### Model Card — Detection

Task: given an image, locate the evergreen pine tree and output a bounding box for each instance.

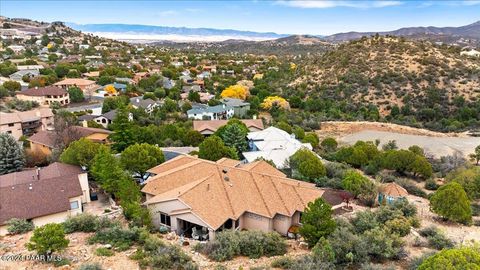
[0,133,25,175]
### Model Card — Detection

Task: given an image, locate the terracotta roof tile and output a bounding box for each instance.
[142,156,325,229]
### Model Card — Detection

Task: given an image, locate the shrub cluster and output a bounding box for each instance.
[131,233,198,270]
[6,218,34,234]
[195,230,287,261]
[88,226,145,251]
[418,226,454,250]
[63,213,119,233]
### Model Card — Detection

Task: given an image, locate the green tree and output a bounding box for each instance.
[67,86,84,103]
[430,182,472,224]
[276,121,293,134]
[293,126,305,140]
[299,197,336,247]
[418,245,480,270]
[342,170,376,200]
[120,143,165,179]
[321,137,338,152]
[410,155,433,178]
[408,145,425,156]
[60,138,106,168]
[469,144,480,165]
[26,223,69,256]
[90,147,125,193]
[182,129,204,146]
[3,81,21,92]
[198,135,238,161]
[0,133,25,175]
[302,133,320,148]
[219,123,248,155]
[445,166,480,200]
[109,107,137,152]
[289,148,326,181]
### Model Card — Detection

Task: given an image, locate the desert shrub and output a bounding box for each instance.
[6,218,34,234]
[88,226,143,251]
[196,230,287,261]
[63,214,119,233]
[375,206,404,224]
[418,246,480,270]
[395,178,427,198]
[53,258,71,267]
[271,256,295,269]
[351,210,380,234]
[360,227,404,260]
[424,179,438,190]
[78,263,103,270]
[385,217,411,237]
[95,247,114,257]
[426,232,454,250]
[390,199,417,218]
[472,203,480,216]
[132,234,198,270]
[418,226,454,250]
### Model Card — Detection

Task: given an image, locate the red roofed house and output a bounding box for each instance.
[142,155,341,240]
[0,162,90,235]
[16,86,70,106]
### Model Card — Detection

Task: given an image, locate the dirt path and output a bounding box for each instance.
[317,121,466,139]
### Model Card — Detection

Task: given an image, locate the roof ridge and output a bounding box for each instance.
[215,166,236,219]
[248,169,272,217]
[266,174,291,216]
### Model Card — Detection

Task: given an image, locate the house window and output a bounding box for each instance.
[8,123,14,127]
[70,201,79,210]
[6,131,12,134]
[160,212,171,226]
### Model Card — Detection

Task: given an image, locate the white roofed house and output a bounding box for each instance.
[187,104,234,120]
[242,127,314,169]
[130,96,163,114]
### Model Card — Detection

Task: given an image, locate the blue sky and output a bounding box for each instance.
[2,1,480,35]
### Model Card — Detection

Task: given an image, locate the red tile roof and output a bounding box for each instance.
[18,86,67,97]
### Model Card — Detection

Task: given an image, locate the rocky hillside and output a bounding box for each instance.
[294,36,480,114]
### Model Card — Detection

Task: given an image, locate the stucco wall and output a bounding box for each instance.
[273,214,292,235]
[78,173,90,203]
[1,122,23,140]
[241,212,272,233]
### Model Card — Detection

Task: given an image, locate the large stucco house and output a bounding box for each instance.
[16,86,70,107]
[0,162,90,235]
[0,108,54,140]
[142,155,338,240]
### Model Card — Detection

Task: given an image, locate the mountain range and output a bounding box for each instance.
[324,20,480,42]
[66,23,289,42]
[67,21,480,44]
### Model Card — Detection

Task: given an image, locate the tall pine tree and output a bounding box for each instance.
[0,133,25,175]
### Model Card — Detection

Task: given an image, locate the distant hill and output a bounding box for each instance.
[324,21,480,45]
[66,22,289,42]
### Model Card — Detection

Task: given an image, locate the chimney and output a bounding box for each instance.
[136,98,139,103]
[82,120,88,127]
[36,167,40,180]
[35,86,38,89]
[207,183,210,191]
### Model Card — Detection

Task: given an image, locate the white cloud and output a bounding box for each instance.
[276,0,403,9]
[158,10,178,16]
[461,0,480,6]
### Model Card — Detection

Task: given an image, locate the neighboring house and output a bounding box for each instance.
[54,78,98,95]
[180,92,214,102]
[82,71,100,78]
[92,109,118,128]
[0,108,54,140]
[7,45,25,54]
[142,155,339,240]
[187,104,234,120]
[0,162,90,235]
[160,147,199,161]
[85,60,105,69]
[130,97,163,113]
[220,98,251,118]
[116,77,135,84]
[28,126,111,155]
[193,119,264,135]
[16,86,70,107]
[242,127,313,169]
[16,65,44,71]
[160,76,175,89]
[182,85,201,93]
[103,82,127,92]
[378,182,408,205]
[9,69,39,81]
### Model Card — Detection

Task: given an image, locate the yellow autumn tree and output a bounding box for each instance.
[261,96,290,110]
[104,85,117,95]
[220,84,249,100]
